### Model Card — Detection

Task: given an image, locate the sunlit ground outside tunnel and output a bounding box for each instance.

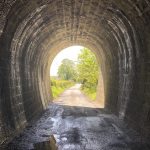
[50,46,105,108]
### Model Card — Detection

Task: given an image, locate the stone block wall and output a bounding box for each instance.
[0,0,150,144]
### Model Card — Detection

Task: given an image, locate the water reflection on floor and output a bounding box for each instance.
[6,104,149,150]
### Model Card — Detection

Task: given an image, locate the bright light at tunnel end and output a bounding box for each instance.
[50,46,84,76]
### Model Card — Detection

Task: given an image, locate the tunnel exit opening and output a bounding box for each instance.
[49,46,105,108]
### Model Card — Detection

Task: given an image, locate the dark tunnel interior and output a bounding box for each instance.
[0,0,150,146]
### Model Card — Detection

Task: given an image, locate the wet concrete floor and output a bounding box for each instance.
[4,85,150,149]
[6,104,149,150]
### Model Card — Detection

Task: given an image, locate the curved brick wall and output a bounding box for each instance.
[0,0,150,143]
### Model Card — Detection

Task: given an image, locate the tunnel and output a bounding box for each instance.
[0,0,150,146]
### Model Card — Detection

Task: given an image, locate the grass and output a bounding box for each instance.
[51,78,74,99]
[82,87,96,100]
[51,86,65,99]
[51,77,96,100]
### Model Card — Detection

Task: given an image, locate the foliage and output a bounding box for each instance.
[51,78,74,99]
[77,48,99,100]
[57,59,76,80]
[51,48,99,100]
[82,87,96,100]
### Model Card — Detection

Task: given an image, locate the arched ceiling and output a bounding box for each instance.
[0,0,150,141]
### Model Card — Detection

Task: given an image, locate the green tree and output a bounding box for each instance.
[77,48,99,90]
[57,59,76,80]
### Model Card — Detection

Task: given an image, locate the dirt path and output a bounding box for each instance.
[54,84,103,108]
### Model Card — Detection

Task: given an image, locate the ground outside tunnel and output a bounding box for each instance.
[5,103,149,150]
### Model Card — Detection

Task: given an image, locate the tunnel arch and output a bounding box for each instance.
[0,0,150,142]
